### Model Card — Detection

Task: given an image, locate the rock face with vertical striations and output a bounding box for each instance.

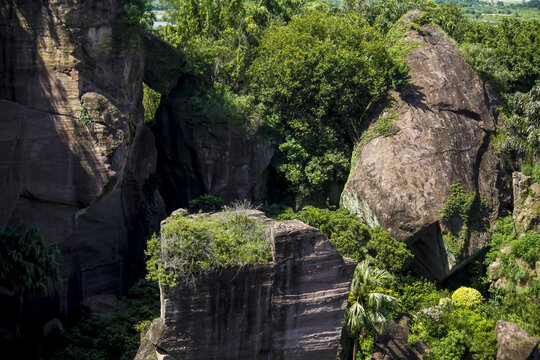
[151,76,276,213]
[0,0,165,322]
[342,13,502,281]
[136,211,356,360]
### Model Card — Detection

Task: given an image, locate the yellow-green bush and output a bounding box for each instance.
[451,286,484,307]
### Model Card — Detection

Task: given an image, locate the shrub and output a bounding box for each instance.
[511,231,540,268]
[78,104,92,125]
[521,163,540,184]
[367,227,413,273]
[443,308,497,360]
[393,275,447,316]
[188,194,224,213]
[407,334,420,346]
[143,84,161,124]
[0,224,60,297]
[451,286,484,307]
[485,217,539,295]
[439,183,488,260]
[438,297,452,308]
[146,211,271,287]
[277,206,371,261]
[278,206,413,272]
[427,330,468,360]
[44,280,160,360]
[485,216,516,266]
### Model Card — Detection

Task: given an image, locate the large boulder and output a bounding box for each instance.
[495,320,540,360]
[371,317,423,360]
[0,0,165,321]
[342,14,501,281]
[136,211,356,359]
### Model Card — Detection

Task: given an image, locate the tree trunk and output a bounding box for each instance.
[14,293,23,344]
[352,330,358,360]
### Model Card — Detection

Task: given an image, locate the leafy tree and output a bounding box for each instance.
[498,84,540,165]
[115,0,155,47]
[461,19,540,94]
[344,261,398,360]
[278,206,413,272]
[188,194,224,213]
[0,225,60,340]
[44,280,160,360]
[250,11,407,204]
[0,224,60,297]
[367,227,413,273]
[358,0,437,34]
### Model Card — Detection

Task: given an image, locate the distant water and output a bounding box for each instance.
[153,21,170,28]
[152,11,171,28]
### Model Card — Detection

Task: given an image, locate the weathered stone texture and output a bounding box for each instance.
[513,172,540,235]
[137,213,356,359]
[495,320,540,360]
[0,0,165,320]
[371,317,423,360]
[151,77,276,213]
[342,16,501,281]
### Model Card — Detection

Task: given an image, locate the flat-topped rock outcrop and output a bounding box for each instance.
[136,211,356,359]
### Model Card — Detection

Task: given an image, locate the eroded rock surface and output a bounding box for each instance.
[371,317,423,360]
[136,212,356,360]
[0,0,165,320]
[151,77,276,213]
[342,15,501,281]
[495,320,540,360]
[513,172,540,235]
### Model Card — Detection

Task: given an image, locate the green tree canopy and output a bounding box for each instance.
[345,260,398,360]
[249,11,407,204]
[0,224,60,297]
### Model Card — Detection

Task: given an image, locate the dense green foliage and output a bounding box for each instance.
[0,224,60,297]
[426,330,468,360]
[439,184,488,260]
[146,211,271,287]
[249,11,409,202]
[367,227,414,273]
[64,1,540,358]
[44,280,160,360]
[150,0,540,205]
[154,0,416,205]
[485,216,540,295]
[396,278,497,360]
[460,19,540,95]
[143,83,161,123]
[115,0,155,47]
[187,194,225,213]
[451,286,484,307]
[277,206,413,272]
[497,84,540,165]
